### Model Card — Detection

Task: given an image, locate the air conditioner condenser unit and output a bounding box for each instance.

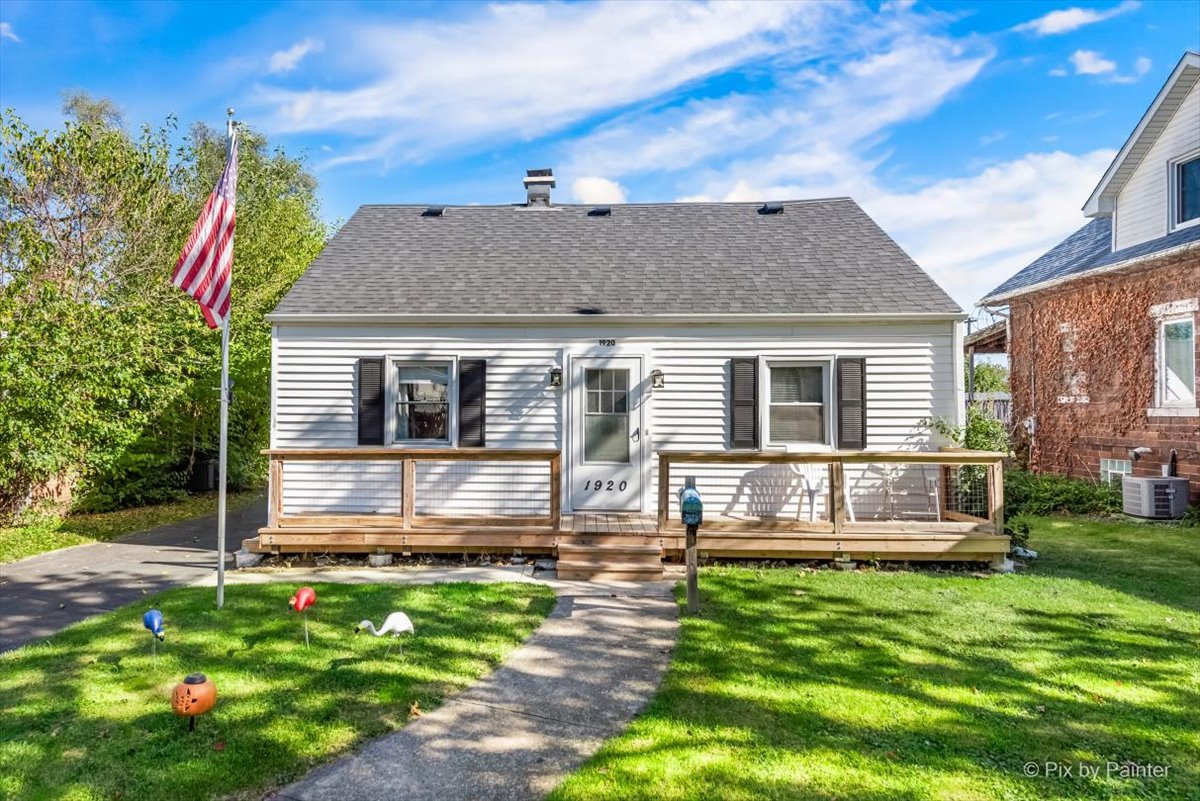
[1122,476,1190,520]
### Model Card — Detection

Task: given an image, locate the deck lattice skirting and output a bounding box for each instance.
[249,448,1010,563]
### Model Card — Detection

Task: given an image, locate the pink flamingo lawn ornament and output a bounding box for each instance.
[289,587,316,646]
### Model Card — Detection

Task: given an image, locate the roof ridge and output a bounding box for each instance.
[355,197,856,210]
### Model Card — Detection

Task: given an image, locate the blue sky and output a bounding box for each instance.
[1,0,1197,308]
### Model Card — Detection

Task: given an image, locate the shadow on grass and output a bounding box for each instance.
[551,566,1199,801]
[0,581,555,801]
[1025,515,1200,613]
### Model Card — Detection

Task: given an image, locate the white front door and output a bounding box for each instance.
[569,356,645,512]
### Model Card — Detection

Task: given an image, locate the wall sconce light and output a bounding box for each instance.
[651,369,666,389]
[548,367,563,388]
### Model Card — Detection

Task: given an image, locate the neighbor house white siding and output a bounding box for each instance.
[272,320,959,518]
[1114,79,1200,250]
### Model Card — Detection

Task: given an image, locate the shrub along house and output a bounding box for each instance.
[249,169,1010,577]
[981,51,1200,505]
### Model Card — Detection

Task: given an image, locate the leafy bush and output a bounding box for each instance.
[922,403,1011,454]
[1004,469,1122,519]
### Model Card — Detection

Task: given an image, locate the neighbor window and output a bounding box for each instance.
[394,362,451,442]
[1157,317,1196,407]
[1172,153,1200,229]
[1057,323,1088,404]
[767,363,828,444]
[1100,458,1132,487]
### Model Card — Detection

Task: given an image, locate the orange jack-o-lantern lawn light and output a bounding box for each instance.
[171,672,217,732]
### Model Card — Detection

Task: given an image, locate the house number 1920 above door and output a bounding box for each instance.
[598,339,616,346]
[583,479,627,491]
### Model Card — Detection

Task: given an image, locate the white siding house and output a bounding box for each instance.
[256,170,1009,568]
[1085,52,1200,250]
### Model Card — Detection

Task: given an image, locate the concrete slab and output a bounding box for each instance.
[271,592,679,801]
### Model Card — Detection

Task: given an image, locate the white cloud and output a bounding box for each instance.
[979,131,1005,146]
[1070,49,1117,75]
[1013,1,1140,36]
[564,25,992,200]
[1063,50,1151,83]
[864,150,1116,306]
[255,1,842,166]
[0,22,19,43]
[572,176,628,204]
[267,37,324,74]
[1048,67,1068,77]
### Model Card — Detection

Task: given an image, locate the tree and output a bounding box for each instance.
[967,361,1008,393]
[0,104,326,520]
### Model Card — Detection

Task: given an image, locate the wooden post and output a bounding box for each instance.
[988,460,1005,535]
[269,456,283,527]
[548,452,561,529]
[402,457,415,531]
[685,523,699,614]
[657,454,670,531]
[830,459,846,535]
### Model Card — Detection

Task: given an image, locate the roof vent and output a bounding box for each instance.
[524,168,555,207]
[758,202,784,215]
[588,206,612,217]
[422,206,445,217]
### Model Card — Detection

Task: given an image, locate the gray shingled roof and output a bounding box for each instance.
[272,198,961,316]
[982,217,1200,302]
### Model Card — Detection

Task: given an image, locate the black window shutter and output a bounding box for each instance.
[836,357,867,450]
[458,359,487,447]
[729,358,759,449]
[357,358,385,445]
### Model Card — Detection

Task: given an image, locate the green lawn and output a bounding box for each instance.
[0,491,262,564]
[552,517,1200,801]
[0,581,555,801]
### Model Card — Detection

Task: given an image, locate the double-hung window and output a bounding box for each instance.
[393,362,452,443]
[1171,152,1200,231]
[766,362,830,446]
[1157,317,1196,408]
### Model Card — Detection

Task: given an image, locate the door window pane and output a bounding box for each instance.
[1161,320,1196,404]
[584,368,630,462]
[396,364,449,440]
[768,364,827,443]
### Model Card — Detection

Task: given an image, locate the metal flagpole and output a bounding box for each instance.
[216,109,234,610]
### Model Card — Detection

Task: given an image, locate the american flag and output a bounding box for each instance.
[172,126,239,329]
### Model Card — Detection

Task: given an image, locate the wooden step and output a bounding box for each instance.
[557,543,662,557]
[556,564,665,581]
[555,541,664,581]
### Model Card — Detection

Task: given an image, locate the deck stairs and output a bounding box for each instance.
[555,542,664,581]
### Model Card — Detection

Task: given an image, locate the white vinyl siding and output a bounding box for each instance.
[272,321,957,517]
[1113,80,1200,250]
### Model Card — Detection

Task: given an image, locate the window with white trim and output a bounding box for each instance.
[1100,458,1132,487]
[1171,152,1200,230]
[1157,316,1196,407]
[1057,323,1088,404]
[392,361,452,443]
[765,362,830,445]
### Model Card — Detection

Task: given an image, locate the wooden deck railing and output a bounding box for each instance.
[657,449,1007,535]
[262,448,562,531]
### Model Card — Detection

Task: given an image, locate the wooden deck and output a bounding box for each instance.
[249,448,1011,564]
[250,512,1009,563]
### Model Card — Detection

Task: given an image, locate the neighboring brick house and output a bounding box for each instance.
[982,52,1200,501]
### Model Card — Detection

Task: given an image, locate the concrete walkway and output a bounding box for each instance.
[270,584,678,801]
[0,499,264,651]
